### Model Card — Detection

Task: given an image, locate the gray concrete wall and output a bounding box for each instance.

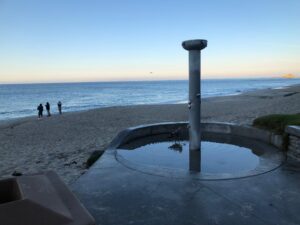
[286,126,300,161]
[108,122,283,151]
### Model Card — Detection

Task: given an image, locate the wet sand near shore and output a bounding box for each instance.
[0,85,300,185]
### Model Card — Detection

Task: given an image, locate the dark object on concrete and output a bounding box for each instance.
[168,142,183,152]
[12,171,23,176]
[0,171,95,225]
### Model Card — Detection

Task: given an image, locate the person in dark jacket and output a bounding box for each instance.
[57,101,62,114]
[45,102,51,117]
[37,104,43,118]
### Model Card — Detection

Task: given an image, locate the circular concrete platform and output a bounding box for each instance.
[116,133,285,180]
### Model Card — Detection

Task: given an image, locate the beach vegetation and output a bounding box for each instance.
[253,114,300,134]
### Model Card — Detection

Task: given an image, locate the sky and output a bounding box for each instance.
[0,0,299,83]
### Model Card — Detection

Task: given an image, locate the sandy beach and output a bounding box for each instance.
[1,85,300,185]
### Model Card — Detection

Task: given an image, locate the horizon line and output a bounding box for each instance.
[0,76,297,85]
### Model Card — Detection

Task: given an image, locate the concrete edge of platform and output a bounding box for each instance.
[107,122,283,151]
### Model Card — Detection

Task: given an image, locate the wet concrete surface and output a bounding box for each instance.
[116,133,285,180]
[72,150,300,225]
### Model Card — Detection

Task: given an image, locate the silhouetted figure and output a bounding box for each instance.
[57,101,62,114]
[45,102,51,117]
[37,104,43,118]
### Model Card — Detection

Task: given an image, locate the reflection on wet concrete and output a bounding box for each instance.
[189,150,201,172]
[117,132,284,179]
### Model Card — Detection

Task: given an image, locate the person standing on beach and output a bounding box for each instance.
[57,101,62,114]
[45,102,51,117]
[37,104,43,118]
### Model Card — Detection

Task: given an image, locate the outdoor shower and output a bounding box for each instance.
[182,39,207,171]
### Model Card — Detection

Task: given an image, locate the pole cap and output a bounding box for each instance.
[182,39,207,51]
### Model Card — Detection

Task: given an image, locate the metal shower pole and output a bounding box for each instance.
[182,39,207,171]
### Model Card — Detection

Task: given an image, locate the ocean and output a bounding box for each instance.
[1,78,300,121]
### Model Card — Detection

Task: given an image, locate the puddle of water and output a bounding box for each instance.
[118,141,260,174]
